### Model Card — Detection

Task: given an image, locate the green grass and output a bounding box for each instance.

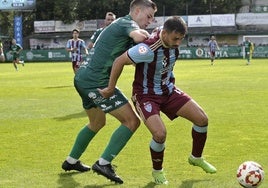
[0,59,267,188]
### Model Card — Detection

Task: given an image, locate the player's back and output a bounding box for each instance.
[75,15,140,88]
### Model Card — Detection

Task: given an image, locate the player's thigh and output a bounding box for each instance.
[85,107,106,132]
[176,99,208,126]
[145,114,166,142]
[109,102,140,132]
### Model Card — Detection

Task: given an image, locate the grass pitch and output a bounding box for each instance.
[0,59,267,188]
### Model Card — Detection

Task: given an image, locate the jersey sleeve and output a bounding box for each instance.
[90,29,102,43]
[118,16,140,37]
[127,43,154,64]
[66,40,71,48]
[81,40,86,48]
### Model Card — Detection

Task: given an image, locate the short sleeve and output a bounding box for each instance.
[127,43,154,64]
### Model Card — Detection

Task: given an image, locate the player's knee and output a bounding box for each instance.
[153,130,166,143]
[125,116,140,132]
[196,114,208,127]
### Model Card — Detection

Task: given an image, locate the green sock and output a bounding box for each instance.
[69,125,96,159]
[101,125,133,162]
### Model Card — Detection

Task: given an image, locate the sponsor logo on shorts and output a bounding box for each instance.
[88,92,96,99]
[100,104,112,111]
[109,94,117,100]
[115,100,123,107]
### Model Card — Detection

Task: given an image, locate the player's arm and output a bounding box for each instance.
[87,30,98,49]
[129,29,150,43]
[98,52,133,98]
[66,41,73,52]
[216,41,220,50]
[17,45,23,54]
[82,41,89,55]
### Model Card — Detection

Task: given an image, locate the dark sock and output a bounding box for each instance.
[191,126,207,157]
[150,147,164,170]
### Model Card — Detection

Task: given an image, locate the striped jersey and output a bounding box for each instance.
[66,38,86,62]
[208,40,218,52]
[128,29,179,96]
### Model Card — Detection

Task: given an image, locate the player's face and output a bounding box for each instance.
[135,7,155,29]
[105,15,115,26]
[162,31,185,49]
[72,31,79,39]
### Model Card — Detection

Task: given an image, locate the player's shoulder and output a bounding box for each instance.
[77,38,85,42]
[116,15,138,27]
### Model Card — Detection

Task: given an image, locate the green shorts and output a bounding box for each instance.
[74,82,128,113]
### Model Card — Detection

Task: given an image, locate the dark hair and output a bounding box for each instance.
[72,29,80,33]
[163,16,187,35]
[130,0,157,12]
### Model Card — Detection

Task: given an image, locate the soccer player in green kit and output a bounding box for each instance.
[61,0,157,184]
[243,37,252,65]
[87,12,116,49]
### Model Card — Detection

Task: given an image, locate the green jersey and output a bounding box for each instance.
[11,43,23,59]
[75,15,140,88]
[89,28,104,43]
[243,40,251,53]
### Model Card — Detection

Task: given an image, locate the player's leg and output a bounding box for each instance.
[92,89,140,184]
[62,107,105,172]
[0,54,5,62]
[176,99,216,173]
[246,52,250,65]
[210,51,215,65]
[145,114,168,185]
[62,84,106,172]
[13,59,18,71]
[132,94,168,184]
[72,61,78,73]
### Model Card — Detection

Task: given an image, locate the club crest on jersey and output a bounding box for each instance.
[144,102,152,112]
[138,45,148,55]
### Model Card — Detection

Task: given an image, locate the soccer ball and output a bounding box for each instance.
[237,161,265,188]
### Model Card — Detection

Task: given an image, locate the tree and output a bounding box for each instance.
[0,0,243,39]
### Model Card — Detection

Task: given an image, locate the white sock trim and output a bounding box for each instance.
[66,156,78,164]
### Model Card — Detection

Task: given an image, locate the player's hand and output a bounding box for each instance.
[140,29,150,38]
[98,87,114,98]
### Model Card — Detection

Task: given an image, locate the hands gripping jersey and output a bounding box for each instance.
[128,29,179,95]
[75,15,140,89]
[66,39,86,62]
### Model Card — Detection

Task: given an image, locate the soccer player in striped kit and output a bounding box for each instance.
[99,16,217,185]
[66,29,88,73]
[208,35,220,65]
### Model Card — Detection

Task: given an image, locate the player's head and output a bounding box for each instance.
[161,16,187,49]
[129,0,157,29]
[104,12,116,27]
[72,29,80,39]
[211,35,215,40]
[12,39,16,44]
